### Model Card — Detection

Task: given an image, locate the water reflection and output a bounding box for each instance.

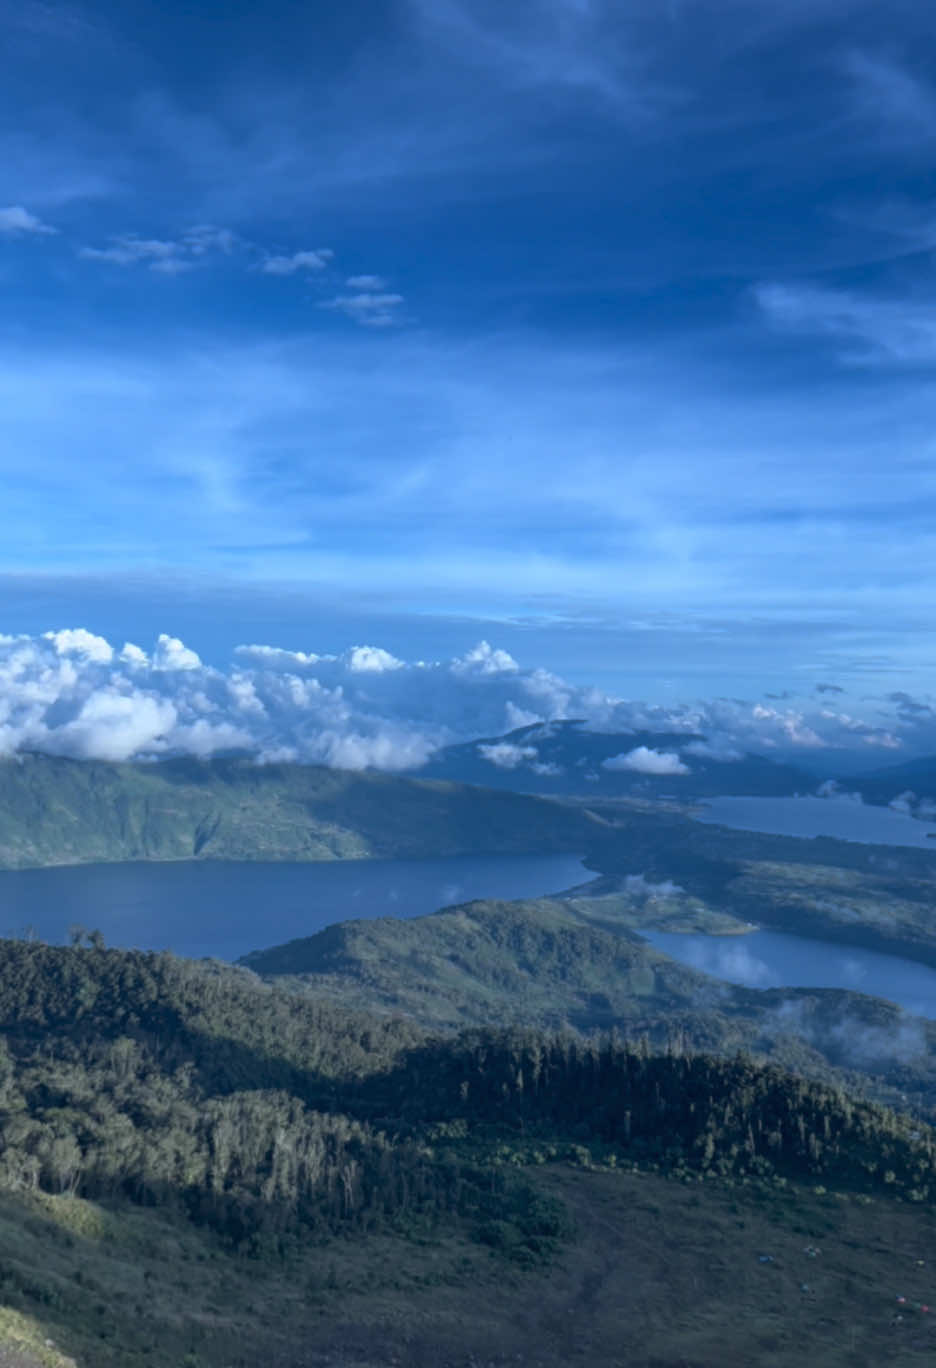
[643,927,936,1020]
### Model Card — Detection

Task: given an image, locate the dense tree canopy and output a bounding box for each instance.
[0,940,933,1263]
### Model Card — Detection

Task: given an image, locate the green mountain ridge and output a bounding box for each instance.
[0,937,934,1365]
[4,759,936,1362]
[239,896,936,1124]
[0,753,599,870]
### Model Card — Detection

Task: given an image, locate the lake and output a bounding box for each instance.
[642,927,936,1021]
[663,793,936,1018]
[694,794,936,848]
[0,852,589,962]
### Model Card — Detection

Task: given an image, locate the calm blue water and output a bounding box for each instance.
[663,794,936,1018]
[643,928,936,1020]
[695,794,936,848]
[0,853,589,962]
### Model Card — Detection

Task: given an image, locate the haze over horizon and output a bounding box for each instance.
[3,1,934,742]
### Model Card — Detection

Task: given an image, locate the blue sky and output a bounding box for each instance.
[3,0,936,756]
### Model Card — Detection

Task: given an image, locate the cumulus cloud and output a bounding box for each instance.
[346,645,404,673]
[453,641,519,676]
[44,628,114,664]
[751,703,825,747]
[54,691,180,763]
[120,642,149,667]
[0,205,56,235]
[0,632,569,768]
[152,634,201,671]
[0,628,934,771]
[602,746,690,776]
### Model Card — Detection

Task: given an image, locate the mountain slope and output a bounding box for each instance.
[413,718,820,798]
[1,937,936,1366]
[847,755,936,810]
[0,752,600,870]
[239,897,936,1125]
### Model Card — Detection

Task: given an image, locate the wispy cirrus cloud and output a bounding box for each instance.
[844,50,936,145]
[407,0,675,116]
[754,281,936,364]
[5,0,936,710]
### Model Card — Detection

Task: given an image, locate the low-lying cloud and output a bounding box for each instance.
[621,874,684,899]
[602,746,690,776]
[477,742,539,769]
[0,628,930,771]
[765,998,930,1068]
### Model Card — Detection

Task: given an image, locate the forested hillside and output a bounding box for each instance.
[0,753,599,869]
[239,898,936,1124]
[1,939,934,1236]
[0,939,935,1365]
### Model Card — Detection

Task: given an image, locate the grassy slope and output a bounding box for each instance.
[0,1165,933,1367]
[0,938,932,1366]
[0,754,600,869]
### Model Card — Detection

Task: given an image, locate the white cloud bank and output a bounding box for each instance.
[0,629,923,769]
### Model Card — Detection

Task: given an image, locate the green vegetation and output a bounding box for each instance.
[240,897,936,1125]
[580,796,936,968]
[0,939,933,1362]
[6,752,936,978]
[6,752,936,979]
[0,753,598,870]
[239,897,680,1029]
[6,764,936,1362]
